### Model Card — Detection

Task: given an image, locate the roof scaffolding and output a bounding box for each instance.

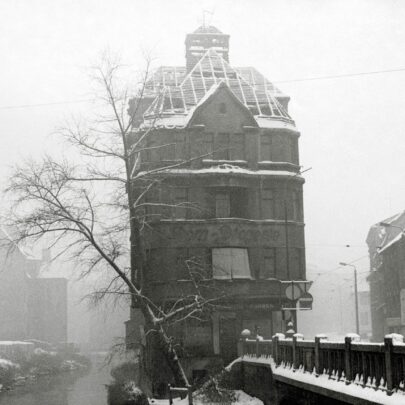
[143,49,294,126]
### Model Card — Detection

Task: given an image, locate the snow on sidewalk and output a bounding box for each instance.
[242,355,405,405]
[149,390,263,405]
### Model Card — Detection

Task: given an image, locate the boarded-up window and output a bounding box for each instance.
[212,248,251,279]
[260,134,272,161]
[262,189,275,219]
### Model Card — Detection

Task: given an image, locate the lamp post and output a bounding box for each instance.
[339,262,360,335]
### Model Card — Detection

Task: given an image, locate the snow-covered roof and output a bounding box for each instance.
[142,49,293,130]
[366,210,405,253]
[192,25,224,34]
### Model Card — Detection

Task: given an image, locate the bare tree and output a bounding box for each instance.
[4,54,216,388]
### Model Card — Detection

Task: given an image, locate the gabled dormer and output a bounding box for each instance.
[187,81,257,132]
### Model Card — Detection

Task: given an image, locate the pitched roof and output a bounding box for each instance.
[366,210,405,253]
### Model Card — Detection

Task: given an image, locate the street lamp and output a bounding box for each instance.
[339,262,360,335]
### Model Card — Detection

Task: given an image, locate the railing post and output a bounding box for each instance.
[168,384,173,405]
[292,333,303,371]
[384,335,394,395]
[292,335,297,371]
[344,335,356,385]
[187,385,193,405]
[256,337,260,358]
[314,336,321,376]
[273,335,279,365]
[314,334,327,377]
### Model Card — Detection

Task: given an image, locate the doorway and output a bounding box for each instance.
[219,316,238,364]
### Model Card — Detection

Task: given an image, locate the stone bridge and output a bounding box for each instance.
[229,333,405,405]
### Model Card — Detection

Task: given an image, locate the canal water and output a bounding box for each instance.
[0,353,111,405]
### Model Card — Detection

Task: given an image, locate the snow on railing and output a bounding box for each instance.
[240,333,405,396]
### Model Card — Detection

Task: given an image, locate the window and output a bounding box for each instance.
[203,133,214,157]
[175,248,211,280]
[290,248,303,280]
[262,189,275,219]
[173,188,188,219]
[290,137,298,164]
[212,248,251,279]
[260,134,272,161]
[292,191,300,221]
[231,134,245,160]
[144,187,160,217]
[214,133,230,160]
[175,132,186,159]
[214,189,248,219]
[175,248,189,279]
[146,134,160,162]
[215,193,230,217]
[261,248,276,279]
[161,133,175,160]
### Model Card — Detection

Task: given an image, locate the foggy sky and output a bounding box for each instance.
[1,0,405,294]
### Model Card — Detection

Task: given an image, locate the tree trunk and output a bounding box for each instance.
[156,326,189,387]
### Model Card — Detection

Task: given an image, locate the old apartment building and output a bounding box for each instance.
[367,211,405,341]
[128,25,310,385]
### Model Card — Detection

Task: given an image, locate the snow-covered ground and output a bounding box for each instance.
[149,390,263,405]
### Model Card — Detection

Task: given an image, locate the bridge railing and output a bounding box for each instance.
[241,333,405,395]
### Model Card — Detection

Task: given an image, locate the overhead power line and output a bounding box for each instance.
[274,67,405,84]
[1,66,405,111]
[0,99,94,110]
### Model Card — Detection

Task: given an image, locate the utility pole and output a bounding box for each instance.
[339,262,360,335]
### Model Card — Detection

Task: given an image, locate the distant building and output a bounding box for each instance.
[0,232,68,344]
[128,25,311,386]
[366,211,405,341]
[27,278,67,343]
[358,291,372,340]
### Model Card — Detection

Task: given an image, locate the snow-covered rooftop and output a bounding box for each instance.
[142,49,293,130]
[367,210,405,253]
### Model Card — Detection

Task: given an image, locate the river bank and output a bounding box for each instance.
[0,353,111,405]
